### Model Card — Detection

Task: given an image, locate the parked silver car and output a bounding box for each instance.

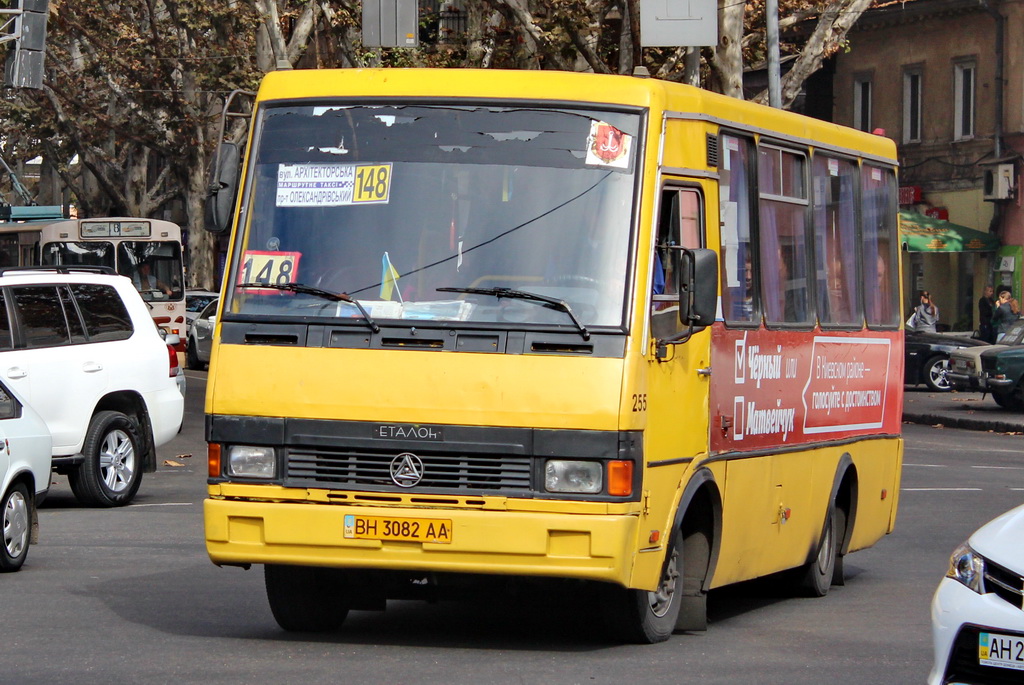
[186,298,218,370]
[185,289,219,335]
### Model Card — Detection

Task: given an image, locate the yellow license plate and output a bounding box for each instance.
[343,515,452,543]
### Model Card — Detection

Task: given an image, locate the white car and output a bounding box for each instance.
[930,503,1024,683]
[0,266,185,507]
[0,379,52,572]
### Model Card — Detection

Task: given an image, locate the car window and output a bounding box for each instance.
[60,286,88,344]
[0,289,12,351]
[70,284,134,342]
[11,286,71,348]
[1002,320,1024,346]
[0,380,19,420]
[201,300,218,321]
[187,295,216,313]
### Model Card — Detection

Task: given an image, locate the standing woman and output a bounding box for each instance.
[913,290,939,333]
[992,289,1016,341]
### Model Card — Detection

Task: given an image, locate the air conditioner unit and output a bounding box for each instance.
[983,163,1015,201]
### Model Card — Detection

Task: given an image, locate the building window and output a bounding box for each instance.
[853,75,872,132]
[954,60,976,140]
[903,67,923,143]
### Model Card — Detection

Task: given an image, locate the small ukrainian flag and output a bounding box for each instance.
[380,252,401,302]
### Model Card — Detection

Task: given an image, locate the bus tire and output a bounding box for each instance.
[68,411,144,507]
[265,564,349,632]
[800,502,838,597]
[600,542,682,644]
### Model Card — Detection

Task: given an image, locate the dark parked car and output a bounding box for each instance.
[905,330,988,392]
[981,339,1024,409]
[948,318,1024,395]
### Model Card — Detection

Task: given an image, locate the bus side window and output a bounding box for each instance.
[652,187,702,339]
[812,156,862,327]
[719,134,758,325]
[758,145,811,328]
[861,165,900,328]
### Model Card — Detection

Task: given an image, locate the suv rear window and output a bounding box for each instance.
[70,284,133,342]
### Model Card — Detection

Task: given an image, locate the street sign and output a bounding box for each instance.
[640,0,717,47]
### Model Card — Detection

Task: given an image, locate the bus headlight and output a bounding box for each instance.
[226,445,276,479]
[947,542,985,593]
[545,460,602,494]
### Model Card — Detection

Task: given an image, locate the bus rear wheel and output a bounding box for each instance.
[265,564,350,632]
[799,503,839,597]
[600,542,682,644]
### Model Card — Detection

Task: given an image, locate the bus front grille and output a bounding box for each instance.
[285,448,533,493]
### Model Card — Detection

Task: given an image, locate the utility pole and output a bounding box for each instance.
[767,0,781,108]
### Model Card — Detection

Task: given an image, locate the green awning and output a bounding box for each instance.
[899,210,999,252]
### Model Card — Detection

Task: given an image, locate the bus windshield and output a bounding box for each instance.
[230,104,641,329]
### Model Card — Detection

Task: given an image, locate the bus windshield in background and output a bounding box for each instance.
[231,104,641,329]
[115,242,184,301]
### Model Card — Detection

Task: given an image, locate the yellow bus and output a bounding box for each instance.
[203,68,903,642]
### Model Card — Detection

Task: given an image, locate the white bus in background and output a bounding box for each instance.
[0,211,187,344]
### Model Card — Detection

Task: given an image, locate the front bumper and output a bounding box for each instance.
[930,577,1024,685]
[205,492,643,588]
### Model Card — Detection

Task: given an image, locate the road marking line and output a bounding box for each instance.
[902,488,983,491]
[904,463,946,468]
[971,465,1024,470]
[130,502,194,507]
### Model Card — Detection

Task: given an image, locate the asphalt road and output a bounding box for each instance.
[4,374,1023,684]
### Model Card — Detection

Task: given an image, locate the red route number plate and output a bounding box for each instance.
[343,514,452,543]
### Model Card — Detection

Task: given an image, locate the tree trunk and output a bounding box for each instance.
[707,0,746,98]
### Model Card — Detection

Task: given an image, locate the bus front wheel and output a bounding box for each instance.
[264,564,350,632]
[600,542,682,644]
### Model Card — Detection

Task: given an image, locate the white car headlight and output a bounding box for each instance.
[226,445,276,478]
[947,542,985,593]
[544,460,602,494]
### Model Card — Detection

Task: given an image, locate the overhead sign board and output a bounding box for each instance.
[640,0,717,47]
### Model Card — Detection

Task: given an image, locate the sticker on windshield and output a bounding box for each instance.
[276,163,392,207]
[585,121,632,169]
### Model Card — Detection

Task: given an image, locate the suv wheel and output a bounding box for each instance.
[68,411,144,507]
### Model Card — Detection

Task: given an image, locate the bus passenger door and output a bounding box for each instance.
[641,182,714,561]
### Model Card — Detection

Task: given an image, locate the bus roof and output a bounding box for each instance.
[256,68,898,164]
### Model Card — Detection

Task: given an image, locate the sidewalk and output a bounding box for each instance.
[903,386,1024,433]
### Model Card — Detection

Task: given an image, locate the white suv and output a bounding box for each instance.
[0,266,185,506]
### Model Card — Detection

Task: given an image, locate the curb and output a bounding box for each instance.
[902,411,1024,434]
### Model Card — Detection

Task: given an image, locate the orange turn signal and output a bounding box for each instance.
[208,443,222,478]
[608,460,633,497]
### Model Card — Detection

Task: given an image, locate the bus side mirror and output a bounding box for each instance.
[205,142,240,234]
[679,248,718,328]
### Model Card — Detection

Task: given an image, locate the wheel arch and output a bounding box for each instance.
[807,453,858,565]
[95,391,157,473]
[668,467,723,594]
[4,470,39,545]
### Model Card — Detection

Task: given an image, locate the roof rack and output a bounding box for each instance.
[0,265,118,277]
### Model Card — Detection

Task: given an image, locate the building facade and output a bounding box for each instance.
[832,0,1022,332]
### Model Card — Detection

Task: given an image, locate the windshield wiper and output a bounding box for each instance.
[437,286,590,340]
[238,282,380,333]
